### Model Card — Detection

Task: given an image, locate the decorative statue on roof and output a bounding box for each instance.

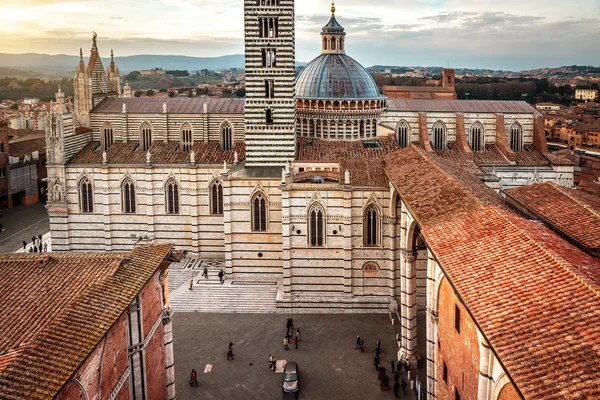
[345,169,350,186]
[146,151,151,164]
[92,31,97,47]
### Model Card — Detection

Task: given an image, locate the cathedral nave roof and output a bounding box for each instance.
[387,98,543,116]
[91,97,245,115]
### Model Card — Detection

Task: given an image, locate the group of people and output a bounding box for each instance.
[23,234,47,253]
[283,318,300,350]
[358,335,408,398]
[189,268,226,290]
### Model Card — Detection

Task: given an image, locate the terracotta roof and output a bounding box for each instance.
[0,244,175,399]
[387,99,542,116]
[70,141,245,165]
[9,138,46,158]
[92,97,244,114]
[384,146,600,399]
[472,144,510,165]
[433,144,485,174]
[514,145,551,166]
[504,182,600,256]
[383,86,455,93]
[296,136,399,188]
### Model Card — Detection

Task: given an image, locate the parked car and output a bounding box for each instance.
[282,361,299,393]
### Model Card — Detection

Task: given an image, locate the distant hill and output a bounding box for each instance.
[0,53,247,75]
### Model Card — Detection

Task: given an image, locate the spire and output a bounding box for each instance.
[111,49,114,61]
[78,47,85,73]
[331,1,335,14]
[321,2,346,55]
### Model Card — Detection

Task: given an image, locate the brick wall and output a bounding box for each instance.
[436,278,480,400]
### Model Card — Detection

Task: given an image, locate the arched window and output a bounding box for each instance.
[308,203,325,247]
[79,177,93,213]
[210,180,224,215]
[140,121,152,152]
[364,205,379,246]
[181,122,193,151]
[252,193,267,231]
[102,122,113,150]
[509,122,522,152]
[470,122,484,151]
[397,120,409,148]
[165,179,179,214]
[221,121,233,151]
[122,178,136,213]
[432,121,447,150]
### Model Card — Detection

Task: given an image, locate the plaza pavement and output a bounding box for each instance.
[0,202,49,252]
[173,313,416,400]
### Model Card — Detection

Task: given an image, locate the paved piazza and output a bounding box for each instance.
[173,313,417,400]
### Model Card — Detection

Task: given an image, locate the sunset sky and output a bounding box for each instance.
[0,0,599,70]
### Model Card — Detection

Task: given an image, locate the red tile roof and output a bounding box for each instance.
[92,97,244,114]
[296,136,400,187]
[0,244,175,399]
[387,99,542,116]
[384,146,600,399]
[504,182,600,256]
[9,138,46,158]
[70,140,245,165]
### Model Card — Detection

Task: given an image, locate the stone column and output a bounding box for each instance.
[399,249,418,368]
[388,217,399,312]
[162,309,176,400]
[477,331,494,400]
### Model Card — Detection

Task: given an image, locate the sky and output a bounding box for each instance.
[0,0,599,70]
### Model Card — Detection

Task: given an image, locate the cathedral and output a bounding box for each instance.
[44,2,600,398]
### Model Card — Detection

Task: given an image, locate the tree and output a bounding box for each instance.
[134,91,143,98]
[168,91,176,98]
[10,103,18,110]
[235,88,246,98]
[146,89,155,97]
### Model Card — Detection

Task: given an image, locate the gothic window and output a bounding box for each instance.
[509,122,522,152]
[364,205,379,246]
[210,180,224,215]
[181,122,193,151]
[264,79,275,99]
[432,121,447,150]
[266,109,274,125]
[308,203,325,246]
[221,121,233,151]
[79,177,93,213]
[397,120,409,148]
[140,121,152,152]
[252,193,267,231]
[102,122,114,150]
[261,49,277,68]
[470,122,484,151]
[165,179,179,214]
[122,178,136,213]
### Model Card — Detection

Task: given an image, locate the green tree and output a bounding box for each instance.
[168,91,176,98]
[134,91,143,98]
[10,103,19,110]
[235,88,246,98]
[146,89,155,97]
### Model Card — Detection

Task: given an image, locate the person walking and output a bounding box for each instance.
[294,335,298,349]
[22,241,27,250]
[202,266,208,279]
[360,338,364,352]
[218,269,224,284]
[38,243,42,253]
[227,341,235,360]
[375,345,381,357]
[376,338,381,351]
[296,328,300,342]
[355,335,361,349]
[393,380,400,398]
[189,279,193,291]
[38,234,42,242]
[271,356,277,371]
[394,369,400,384]
[401,378,407,394]
[374,355,380,371]
[284,337,289,350]
[391,360,395,373]
[289,318,294,330]
[189,369,199,387]
[269,354,273,368]
[43,242,48,252]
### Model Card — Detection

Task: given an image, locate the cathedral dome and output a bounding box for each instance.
[296,53,383,100]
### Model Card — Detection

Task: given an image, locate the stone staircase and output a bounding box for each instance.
[168,258,279,313]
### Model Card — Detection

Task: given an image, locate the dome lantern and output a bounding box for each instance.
[321,2,346,55]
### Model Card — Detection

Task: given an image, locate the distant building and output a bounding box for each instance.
[383,68,457,100]
[536,102,562,111]
[0,244,180,399]
[140,68,166,76]
[548,77,570,87]
[576,89,598,101]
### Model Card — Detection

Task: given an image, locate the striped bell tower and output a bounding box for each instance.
[244,0,296,167]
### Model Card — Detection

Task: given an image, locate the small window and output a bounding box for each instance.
[364,205,379,246]
[166,179,179,214]
[252,193,267,231]
[210,180,224,215]
[79,178,93,213]
[397,120,409,148]
[443,362,448,382]
[181,122,193,151]
[122,179,136,213]
[266,109,274,125]
[455,305,461,333]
